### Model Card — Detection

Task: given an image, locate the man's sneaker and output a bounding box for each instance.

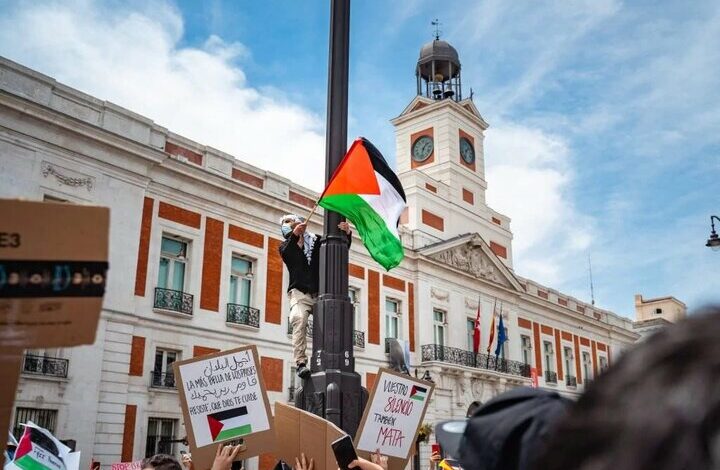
[296,364,311,380]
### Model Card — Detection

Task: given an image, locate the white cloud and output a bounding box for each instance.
[484,123,593,285]
[0,0,327,190]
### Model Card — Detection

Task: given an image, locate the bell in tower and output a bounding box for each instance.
[416,21,462,101]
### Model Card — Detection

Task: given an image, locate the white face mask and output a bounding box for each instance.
[281,224,293,238]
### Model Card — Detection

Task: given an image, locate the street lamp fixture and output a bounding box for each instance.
[707,215,720,251]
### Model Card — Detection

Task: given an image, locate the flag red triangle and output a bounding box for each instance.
[322,139,381,197]
[207,416,224,441]
[14,429,32,459]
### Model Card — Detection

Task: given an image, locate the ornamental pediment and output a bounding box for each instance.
[423,234,522,291]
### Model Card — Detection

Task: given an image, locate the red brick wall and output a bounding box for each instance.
[366,372,377,391]
[580,337,590,347]
[597,342,607,352]
[491,217,502,225]
[561,331,573,341]
[229,224,265,248]
[538,290,549,299]
[541,325,553,336]
[554,329,563,381]
[193,346,220,357]
[462,188,474,205]
[289,191,314,208]
[231,168,264,189]
[458,129,476,172]
[591,340,598,377]
[421,209,444,231]
[261,356,283,392]
[558,298,568,307]
[410,128,434,169]
[408,282,415,352]
[368,270,380,345]
[576,305,585,313]
[165,142,203,165]
[490,241,507,259]
[200,217,224,311]
[134,197,154,296]
[129,336,145,377]
[121,404,137,462]
[574,335,582,384]
[532,322,542,375]
[158,202,201,229]
[425,183,437,193]
[382,274,405,292]
[265,238,283,324]
[518,317,532,329]
[349,263,365,279]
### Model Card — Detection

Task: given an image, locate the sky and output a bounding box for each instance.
[0,0,718,317]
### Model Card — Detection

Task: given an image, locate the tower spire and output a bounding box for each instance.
[431,18,442,40]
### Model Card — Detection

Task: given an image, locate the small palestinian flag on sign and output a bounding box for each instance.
[409,385,427,402]
[318,138,407,271]
[207,406,253,442]
[14,426,66,470]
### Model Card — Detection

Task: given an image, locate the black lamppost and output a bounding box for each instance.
[707,216,720,251]
[295,0,367,436]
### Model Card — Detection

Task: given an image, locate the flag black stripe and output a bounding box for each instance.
[360,138,407,202]
[208,406,248,421]
[414,386,427,394]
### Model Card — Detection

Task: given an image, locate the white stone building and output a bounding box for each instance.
[0,38,639,470]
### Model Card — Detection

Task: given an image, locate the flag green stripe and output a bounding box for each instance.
[319,193,403,271]
[410,395,425,401]
[215,424,252,441]
[14,455,52,470]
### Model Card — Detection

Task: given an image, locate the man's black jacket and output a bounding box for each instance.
[279,231,351,295]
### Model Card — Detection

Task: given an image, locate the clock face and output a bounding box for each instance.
[412,135,434,162]
[460,137,475,164]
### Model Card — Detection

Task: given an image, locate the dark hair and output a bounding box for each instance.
[536,305,720,470]
[141,454,182,470]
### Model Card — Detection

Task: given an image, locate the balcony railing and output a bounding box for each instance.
[421,344,532,379]
[22,355,69,378]
[150,371,176,389]
[154,287,193,315]
[545,370,558,384]
[226,304,260,328]
[354,330,365,348]
[288,386,295,402]
[566,375,577,387]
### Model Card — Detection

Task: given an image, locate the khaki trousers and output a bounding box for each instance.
[289,288,315,365]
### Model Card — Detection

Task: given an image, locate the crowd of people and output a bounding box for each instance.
[114,304,720,470]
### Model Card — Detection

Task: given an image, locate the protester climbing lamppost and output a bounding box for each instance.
[295,0,368,436]
[706,215,720,251]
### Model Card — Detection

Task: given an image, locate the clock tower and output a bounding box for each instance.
[392,36,515,267]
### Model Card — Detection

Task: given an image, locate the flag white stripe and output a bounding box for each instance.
[359,171,405,239]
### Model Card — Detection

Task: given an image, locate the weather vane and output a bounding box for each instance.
[431,19,442,40]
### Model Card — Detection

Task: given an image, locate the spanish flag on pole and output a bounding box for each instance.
[318,138,407,271]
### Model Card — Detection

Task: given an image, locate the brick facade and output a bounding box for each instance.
[368,270,380,345]
[158,201,201,229]
[128,336,145,377]
[200,217,224,311]
[421,209,444,231]
[261,356,283,392]
[121,404,137,462]
[229,224,265,248]
[134,197,154,296]
[265,238,283,324]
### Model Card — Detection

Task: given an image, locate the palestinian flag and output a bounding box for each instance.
[207,407,252,441]
[318,138,406,271]
[13,426,66,470]
[409,385,427,401]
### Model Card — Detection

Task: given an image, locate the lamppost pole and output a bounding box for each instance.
[296,0,367,436]
[706,215,720,251]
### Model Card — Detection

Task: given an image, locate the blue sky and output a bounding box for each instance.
[1,0,718,317]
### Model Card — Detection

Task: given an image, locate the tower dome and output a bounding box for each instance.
[415,38,462,101]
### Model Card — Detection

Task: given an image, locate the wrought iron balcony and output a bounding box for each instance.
[22,355,68,378]
[154,287,193,315]
[420,344,532,379]
[226,304,260,328]
[566,375,577,387]
[545,370,558,384]
[353,330,366,348]
[385,337,394,354]
[150,371,176,389]
[288,386,295,402]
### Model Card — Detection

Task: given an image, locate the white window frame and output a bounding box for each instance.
[521,335,532,365]
[543,341,555,373]
[599,355,608,372]
[466,318,476,352]
[564,347,574,377]
[146,417,177,457]
[433,309,447,347]
[582,351,593,380]
[229,254,254,306]
[385,298,401,339]
[158,235,189,291]
[153,348,179,375]
[349,287,362,332]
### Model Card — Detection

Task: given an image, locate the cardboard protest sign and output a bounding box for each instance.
[174,346,275,470]
[0,200,109,348]
[110,461,142,470]
[355,368,434,470]
[8,421,80,470]
[274,401,346,470]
